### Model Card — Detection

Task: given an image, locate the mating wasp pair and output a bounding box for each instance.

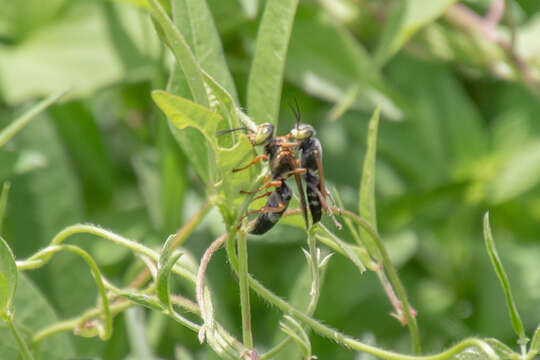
[219,101,341,235]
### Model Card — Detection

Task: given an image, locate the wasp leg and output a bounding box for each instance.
[232,154,268,172]
[239,180,282,195]
[313,186,342,230]
[242,201,287,219]
[278,141,301,148]
[281,167,306,178]
[239,176,271,195]
[253,191,273,200]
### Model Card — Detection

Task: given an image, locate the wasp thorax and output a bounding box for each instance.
[291,123,316,140]
[253,123,274,145]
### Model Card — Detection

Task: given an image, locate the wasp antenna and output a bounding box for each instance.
[217,127,250,136]
[293,96,301,123]
[287,97,301,128]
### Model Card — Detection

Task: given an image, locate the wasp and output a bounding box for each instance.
[218,122,309,234]
[288,101,342,229]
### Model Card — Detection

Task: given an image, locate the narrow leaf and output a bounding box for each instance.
[157,235,183,310]
[483,212,527,343]
[0,182,10,236]
[172,0,239,103]
[148,0,208,106]
[0,88,69,148]
[358,106,381,258]
[0,236,17,314]
[374,0,457,66]
[247,0,299,125]
[531,323,540,352]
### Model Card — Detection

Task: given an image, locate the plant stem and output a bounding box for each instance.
[33,300,132,344]
[306,228,319,309]
[237,230,254,349]
[196,234,227,333]
[260,230,322,360]
[227,237,497,359]
[338,208,421,354]
[17,224,196,283]
[5,314,34,360]
[0,88,70,148]
[129,200,213,288]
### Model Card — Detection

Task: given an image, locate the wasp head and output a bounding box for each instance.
[252,123,274,145]
[290,123,316,140]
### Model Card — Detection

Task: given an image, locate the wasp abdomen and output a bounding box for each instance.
[248,183,292,235]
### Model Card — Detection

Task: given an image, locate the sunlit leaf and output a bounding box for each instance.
[152,90,254,223]
[149,0,208,107]
[374,0,458,65]
[286,6,404,120]
[247,0,299,125]
[172,0,238,103]
[483,212,527,343]
[0,2,155,103]
[358,106,381,258]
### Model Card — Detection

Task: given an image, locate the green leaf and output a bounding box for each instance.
[152,90,254,223]
[106,0,150,10]
[156,235,183,310]
[0,88,69,148]
[0,236,17,314]
[50,101,115,209]
[0,150,47,183]
[0,0,67,41]
[488,141,540,204]
[148,0,208,107]
[0,1,154,103]
[483,338,515,360]
[2,112,88,319]
[116,290,163,311]
[483,212,527,343]
[247,0,299,125]
[0,274,75,360]
[125,307,155,360]
[286,6,404,120]
[531,323,540,353]
[0,182,10,236]
[157,121,188,235]
[171,0,238,103]
[384,55,488,186]
[358,106,381,258]
[374,0,458,66]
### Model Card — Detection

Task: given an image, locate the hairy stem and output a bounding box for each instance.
[337,208,420,353]
[196,234,227,332]
[237,230,254,348]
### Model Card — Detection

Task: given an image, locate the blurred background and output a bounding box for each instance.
[1,0,540,359]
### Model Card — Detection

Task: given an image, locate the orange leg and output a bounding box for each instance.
[233,154,267,172]
[244,202,287,218]
[253,191,273,200]
[281,167,306,178]
[240,180,282,195]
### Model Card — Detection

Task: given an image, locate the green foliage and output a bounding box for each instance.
[156,235,183,310]
[0,236,17,314]
[483,213,527,345]
[247,0,299,125]
[2,0,540,359]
